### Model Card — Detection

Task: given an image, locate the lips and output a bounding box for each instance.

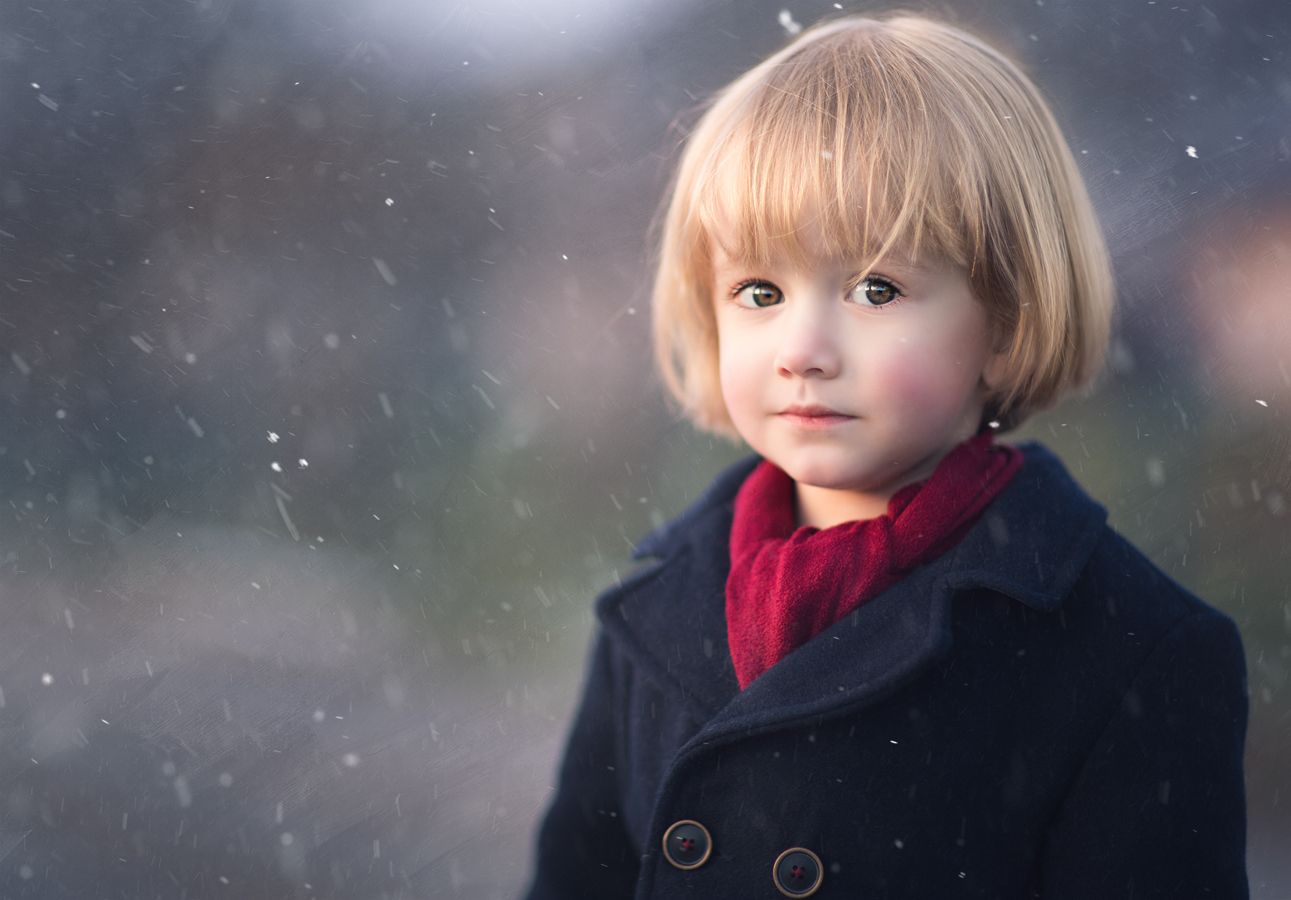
[778,404,856,429]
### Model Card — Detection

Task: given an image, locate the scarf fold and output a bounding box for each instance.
[726,432,1023,689]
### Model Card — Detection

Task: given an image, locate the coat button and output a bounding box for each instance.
[773,847,823,897]
[661,820,712,870]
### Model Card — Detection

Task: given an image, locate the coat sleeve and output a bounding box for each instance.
[524,630,640,900]
[1039,608,1249,899]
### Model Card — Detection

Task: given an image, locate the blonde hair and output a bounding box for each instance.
[651,13,1113,434]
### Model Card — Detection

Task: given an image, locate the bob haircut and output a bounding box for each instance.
[652,13,1114,435]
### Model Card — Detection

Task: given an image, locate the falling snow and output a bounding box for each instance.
[0,3,1283,898]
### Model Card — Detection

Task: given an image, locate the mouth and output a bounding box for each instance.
[777,404,857,429]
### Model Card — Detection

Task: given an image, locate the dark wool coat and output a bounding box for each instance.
[525,442,1248,900]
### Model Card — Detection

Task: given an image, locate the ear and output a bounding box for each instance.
[980,313,1014,392]
[981,348,1009,392]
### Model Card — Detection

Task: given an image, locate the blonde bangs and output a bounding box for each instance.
[690,28,972,277]
[652,14,1114,435]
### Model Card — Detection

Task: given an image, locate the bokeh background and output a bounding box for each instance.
[0,0,1288,896]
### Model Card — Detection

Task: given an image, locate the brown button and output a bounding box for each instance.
[773,847,823,897]
[661,819,712,870]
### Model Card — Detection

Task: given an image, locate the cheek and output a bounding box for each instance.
[867,342,980,419]
[719,349,761,425]
[716,312,780,428]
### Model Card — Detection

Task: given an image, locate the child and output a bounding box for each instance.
[526,13,1247,900]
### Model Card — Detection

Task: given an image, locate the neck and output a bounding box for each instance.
[794,480,904,529]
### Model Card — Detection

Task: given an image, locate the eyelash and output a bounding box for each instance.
[729,279,777,305]
[849,275,904,307]
[727,276,905,308]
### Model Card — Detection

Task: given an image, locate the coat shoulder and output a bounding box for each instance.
[631,456,759,561]
[1077,521,1241,643]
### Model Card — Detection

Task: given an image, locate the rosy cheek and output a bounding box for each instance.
[720,358,759,426]
[870,345,969,420]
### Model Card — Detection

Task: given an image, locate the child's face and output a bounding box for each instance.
[712,229,1004,528]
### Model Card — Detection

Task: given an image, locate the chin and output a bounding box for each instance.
[774,453,878,493]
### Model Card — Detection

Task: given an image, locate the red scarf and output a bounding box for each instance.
[726,432,1023,689]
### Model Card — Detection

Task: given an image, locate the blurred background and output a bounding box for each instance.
[0,0,1287,896]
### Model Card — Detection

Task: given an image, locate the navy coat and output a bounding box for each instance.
[525,442,1248,899]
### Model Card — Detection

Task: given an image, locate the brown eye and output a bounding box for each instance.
[850,277,901,307]
[734,281,783,308]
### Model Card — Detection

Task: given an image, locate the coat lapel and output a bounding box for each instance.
[598,442,1108,736]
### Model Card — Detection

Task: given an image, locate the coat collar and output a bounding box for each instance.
[597,441,1108,733]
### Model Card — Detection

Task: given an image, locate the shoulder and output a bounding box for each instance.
[596,454,757,620]
[1082,523,1214,618]
[631,456,760,562]
[954,439,1242,667]
[1014,443,1245,684]
[591,455,755,622]
[590,458,756,714]
[1077,524,1245,671]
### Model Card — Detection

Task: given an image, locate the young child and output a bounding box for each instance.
[526,14,1247,899]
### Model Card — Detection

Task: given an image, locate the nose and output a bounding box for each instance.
[774,298,841,379]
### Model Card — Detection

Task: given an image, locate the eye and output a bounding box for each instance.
[732,280,783,308]
[849,276,902,307]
